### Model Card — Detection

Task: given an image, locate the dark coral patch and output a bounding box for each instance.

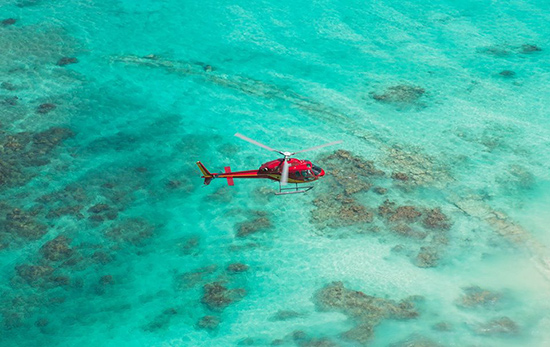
[201,281,246,311]
[1,18,16,26]
[56,57,78,66]
[236,216,271,237]
[36,103,56,114]
[520,44,541,53]
[2,208,47,240]
[314,282,419,344]
[40,235,73,261]
[372,85,425,104]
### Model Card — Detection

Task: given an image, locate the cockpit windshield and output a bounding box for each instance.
[311,165,323,175]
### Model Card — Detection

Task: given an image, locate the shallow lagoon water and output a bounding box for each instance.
[1,0,549,346]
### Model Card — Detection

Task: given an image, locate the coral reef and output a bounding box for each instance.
[312,194,373,229]
[270,310,304,321]
[372,85,426,104]
[457,286,501,308]
[317,150,384,196]
[56,57,78,66]
[384,145,452,187]
[197,315,220,330]
[105,218,154,246]
[176,265,217,290]
[415,246,439,268]
[2,208,47,240]
[499,70,516,78]
[40,235,73,261]
[474,316,519,335]
[520,44,542,53]
[1,18,16,26]
[36,103,57,114]
[201,281,246,311]
[389,334,444,347]
[227,263,249,273]
[236,214,272,237]
[0,127,74,189]
[143,308,178,332]
[314,282,419,343]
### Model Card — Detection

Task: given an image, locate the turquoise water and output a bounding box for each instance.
[1,0,550,346]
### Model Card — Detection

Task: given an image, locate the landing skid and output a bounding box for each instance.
[276,183,314,195]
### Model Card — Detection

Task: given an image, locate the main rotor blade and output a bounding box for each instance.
[292,140,343,155]
[234,133,279,153]
[280,160,289,186]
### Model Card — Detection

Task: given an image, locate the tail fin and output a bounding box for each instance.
[196,161,214,185]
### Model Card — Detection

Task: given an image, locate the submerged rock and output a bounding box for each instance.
[311,194,373,229]
[1,82,17,90]
[317,150,384,196]
[105,218,154,245]
[457,286,501,308]
[373,187,387,195]
[236,216,272,237]
[392,172,409,181]
[176,265,217,290]
[415,246,439,268]
[422,208,450,230]
[40,235,73,261]
[520,44,541,53]
[3,208,47,240]
[201,281,246,311]
[432,321,452,331]
[475,316,519,335]
[36,103,56,114]
[390,334,444,347]
[372,85,425,104]
[56,57,78,66]
[15,264,54,286]
[271,310,304,321]
[143,308,178,332]
[384,145,452,187]
[197,315,220,330]
[227,262,249,273]
[478,46,510,57]
[88,203,110,213]
[314,282,419,343]
[499,70,516,78]
[179,235,200,255]
[388,206,422,223]
[1,18,16,26]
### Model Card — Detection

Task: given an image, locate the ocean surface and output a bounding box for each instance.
[1,0,549,346]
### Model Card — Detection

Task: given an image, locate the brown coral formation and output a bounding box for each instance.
[40,235,73,261]
[311,194,373,229]
[384,145,452,187]
[415,246,439,268]
[0,127,74,189]
[457,286,501,308]
[314,282,419,344]
[474,316,519,335]
[105,218,154,245]
[236,216,272,237]
[422,208,450,230]
[227,262,249,273]
[201,281,246,311]
[2,208,47,240]
[197,315,220,330]
[317,150,384,196]
[372,85,425,104]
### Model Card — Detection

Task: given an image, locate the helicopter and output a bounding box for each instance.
[196,133,342,195]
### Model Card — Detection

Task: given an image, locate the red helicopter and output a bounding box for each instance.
[196,133,342,195]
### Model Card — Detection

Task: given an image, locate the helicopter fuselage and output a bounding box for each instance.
[197,158,325,186]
